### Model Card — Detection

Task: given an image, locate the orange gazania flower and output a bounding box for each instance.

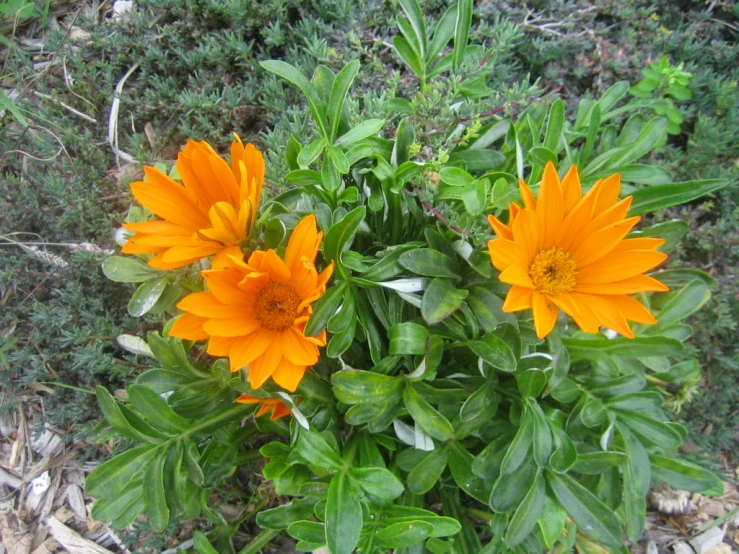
[169,215,333,392]
[488,162,669,339]
[236,394,293,420]
[121,135,264,269]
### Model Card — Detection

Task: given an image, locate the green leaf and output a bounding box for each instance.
[615,412,682,449]
[91,481,143,522]
[549,425,578,473]
[572,452,628,473]
[506,471,546,547]
[564,336,684,360]
[326,319,356,358]
[448,442,493,503]
[650,455,722,493]
[427,4,457,64]
[335,119,386,146]
[128,277,167,317]
[448,149,505,171]
[349,467,404,501]
[95,386,163,443]
[394,35,424,79]
[398,0,427,51]
[529,400,552,467]
[389,322,429,355]
[86,444,157,497]
[304,282,347,337]
[143,449,169,532]
[399,248,458,278]
[421,278,468,325]
[327,146,350,174]
[260,60,328,139]
[543,99,564,152]
[538,495,567,550]
[500,407,533,474]
[596,81,630,116]
[547,471,623,549]
[327,60,360,142]
[328,289,357,333]
[192,531,220,554]
[0,88,29,127]
[297,428,343,471]
[403,384,455,441]
[331,370,402,404]
[325,472,362,554]
[468,332,517,372]
[517,369,548,398]
[288,521,326,545]
[629,179,728,215]
[656,280,711,324]
[127,384,191,434]
[453,0,472,72]
[324,206,366,264]
[102,256,162,283]
[257,498,317,529]
[490,457,536,513]
[408,446,449,494]
[377,520,434,549]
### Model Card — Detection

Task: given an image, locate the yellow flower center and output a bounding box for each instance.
[253,282,302,332]
[529,247,578,296]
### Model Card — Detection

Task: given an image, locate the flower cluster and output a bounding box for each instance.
[123,140,668,419]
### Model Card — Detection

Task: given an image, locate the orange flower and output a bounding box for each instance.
[121,135,264,269]
[169,215,333,392]
[488,162,669,339]
[236,394,293,420]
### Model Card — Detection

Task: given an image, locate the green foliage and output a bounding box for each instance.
[1,0,736,552]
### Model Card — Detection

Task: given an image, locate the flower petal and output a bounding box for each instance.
[271,359,306,392]
[577,250,668,284]
[531,292,559,338]
[247,342,283,389]
[502,285,534,312]
[168,313,209,340]
[228,328,272,371]
[537,162,565,250]
[281,327,319,366]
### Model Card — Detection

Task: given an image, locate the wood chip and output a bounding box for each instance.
[30,538,59,554]
[673,542,696,554]
[65,485,86,521]
[0,508,34,554]
[0,466,23,488]
[45,516,115,554]
[689,525,725,554]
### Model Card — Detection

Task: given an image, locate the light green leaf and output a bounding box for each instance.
[506,471,546,547]
[650,454,722,493]
[453,0,472,71]
[143,449,169,532]
[327,60,360,142]
[349,467,404,501]
[335,119,386,146]
[128,277,167,317]
[102,256,162,283]
[629,179,727,215]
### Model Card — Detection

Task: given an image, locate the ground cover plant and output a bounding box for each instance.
[1,0,737,553]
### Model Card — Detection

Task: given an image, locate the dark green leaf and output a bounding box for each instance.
[325,472,362,554]
[349,467,404,501]
[564,337,684,360]
[500,406,533,474]
[91,480,143,521]
[403,385,455,441]
[650,455,722,493]
[572,452,628,474]
[297,428,343,471]
[506,471,546,547]
[377,520,434,549]
[448,149,505,171]
[288,521,326,545]
[128,384,191,434]
[128,277,167,317]
[408,446,449,494]
[304,281,347,337]
[453,0,472,71]
[548,471,623,549]
[469,332,517,372]
[87,444,157,497]
[389,322,429,355]
[421,278,468,325]
[399,249,458,278]
[143,449,169,532]
[324,206,366,264]
[490,457,536,512]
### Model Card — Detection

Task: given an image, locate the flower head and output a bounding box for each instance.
[169,215,333,392]
[121,135,264,269]
[488,162,669,339]
[236,394,293,420]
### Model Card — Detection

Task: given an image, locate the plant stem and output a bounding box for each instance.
[236,528,281,554]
